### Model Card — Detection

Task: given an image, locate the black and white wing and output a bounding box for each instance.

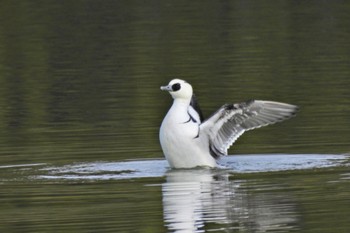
[200,100,298,158]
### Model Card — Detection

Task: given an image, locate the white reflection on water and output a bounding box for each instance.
[162,169,300,232]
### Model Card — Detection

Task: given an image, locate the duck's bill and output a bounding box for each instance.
[160,85,172,91]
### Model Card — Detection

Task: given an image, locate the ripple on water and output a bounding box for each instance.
[30,154,349,181]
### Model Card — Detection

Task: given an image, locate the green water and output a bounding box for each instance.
[1,1,350,232]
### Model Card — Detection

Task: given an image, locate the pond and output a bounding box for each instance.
[1,1,350,232]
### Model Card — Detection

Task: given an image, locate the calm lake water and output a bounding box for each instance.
[1,1,350,232]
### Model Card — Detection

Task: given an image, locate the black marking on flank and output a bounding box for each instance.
[183,111,197,124]
[193,127,200,139]
[188,113,197,123]
[183,117,191,123]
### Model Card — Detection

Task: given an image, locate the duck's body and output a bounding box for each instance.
[159,79,298,169]
[160,98,216,168]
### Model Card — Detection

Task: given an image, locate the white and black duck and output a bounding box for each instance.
[159,79,298,168]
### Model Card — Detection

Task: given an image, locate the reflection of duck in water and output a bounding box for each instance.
[160,79,298,168]
[162,169,300,232]
[162,169,232,233]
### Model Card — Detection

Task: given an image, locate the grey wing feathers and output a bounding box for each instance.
[200,100,298,158]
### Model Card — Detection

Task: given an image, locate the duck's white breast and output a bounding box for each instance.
[159,110,216,168]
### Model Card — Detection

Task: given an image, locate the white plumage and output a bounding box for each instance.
[159,79,298,168]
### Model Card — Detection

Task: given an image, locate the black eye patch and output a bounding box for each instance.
[172,83,181,91]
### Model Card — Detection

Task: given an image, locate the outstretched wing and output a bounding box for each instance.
[200,100,298,158]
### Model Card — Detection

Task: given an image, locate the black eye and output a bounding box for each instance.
[172,83,181,91]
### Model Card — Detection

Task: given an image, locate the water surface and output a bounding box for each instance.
[1,154,350,232]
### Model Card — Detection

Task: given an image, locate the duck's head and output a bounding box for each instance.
[160,79,193,100]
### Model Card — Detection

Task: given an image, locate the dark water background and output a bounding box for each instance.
[1,1,350,232]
